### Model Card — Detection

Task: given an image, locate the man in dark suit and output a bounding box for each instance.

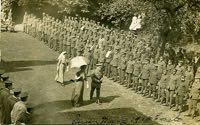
[90,64,103,104]
[0,80,13,124]
[4,88,21,124]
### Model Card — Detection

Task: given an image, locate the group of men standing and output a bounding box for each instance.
[0,70,30,124]
[23,12,200,119]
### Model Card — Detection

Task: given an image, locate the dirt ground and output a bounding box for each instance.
[0,32,199,125]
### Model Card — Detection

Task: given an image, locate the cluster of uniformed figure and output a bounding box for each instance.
[0,70,31,124]
[23,12,200,119]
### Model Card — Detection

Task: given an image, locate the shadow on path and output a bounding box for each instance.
[0,60,57,73]
[29,96,120,124]
[84,95,120,106]
[31,105,160,124]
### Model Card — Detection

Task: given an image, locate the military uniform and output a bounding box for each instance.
[157,59,166,72]
[110,48,120,82]
[174,77,189,112]
[92,46,100,69]
[98,46,107,70]
[176,63,186,77]
[187,78,200,117]
[105,46,113,78]
[4,88,21,124]
[139,60,151,95]
[90,64,103,103]
[132,59,142,92]
[185,70,194,88]
[119,52,127,84]
[23,12,28,33]
[157,71,170,103]
[84,46,92,74]
[0,80,12,124]
[126,55,134,88]
[148,65,160,99]
[167,73,179,107]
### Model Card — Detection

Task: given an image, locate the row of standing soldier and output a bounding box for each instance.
[23,12,200,119]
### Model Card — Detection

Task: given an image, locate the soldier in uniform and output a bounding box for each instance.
[98,45,107,72]
[92,45,100,69]
[133,58,142,92]
[156,69,169,104]
[58,28,65,53]
[83,46,92,74]
[26,14,31,35]
[185,65,194,88]
[4,88,21,124]
[173,75,189,112]
[105,45,113,78]
[119,52,127,85]
[0,80,13,124]
[37,19,43,41]
[53,25,60,51]
[167,69,179,108]
[176,60,186,77]
[48,22,55,49]
[157,56,166,72]
[126,55,134,88]
[148,64,160,99]
[23,12,28,33]
[110,46,120,82]
[187,74,200,118]
[139,59,151,95]
[90,64,103,104]
[166,59,175,75]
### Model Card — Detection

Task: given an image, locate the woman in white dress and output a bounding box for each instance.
[55,51,68,84]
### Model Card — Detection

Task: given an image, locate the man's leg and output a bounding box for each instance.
[107,64,111,78]
[96,88,100,100]
[169,90,175,108]
[90,86,96,100]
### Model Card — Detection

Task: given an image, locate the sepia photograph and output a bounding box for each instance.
[0,0,200,124]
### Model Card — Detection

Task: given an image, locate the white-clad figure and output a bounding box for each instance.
[55,51,69,84]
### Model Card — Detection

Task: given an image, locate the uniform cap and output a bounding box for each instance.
[20,92,28,98]
[13,87,22,93]
[4,80,12,85]
[1,74,9,79]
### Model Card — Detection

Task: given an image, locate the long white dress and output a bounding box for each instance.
[55,53,67,83]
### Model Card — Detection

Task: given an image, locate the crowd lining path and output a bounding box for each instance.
[0,32,199,125]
